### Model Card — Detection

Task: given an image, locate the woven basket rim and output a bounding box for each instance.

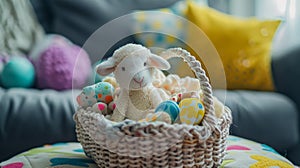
[76,104,231,137]
[76,107,212,138]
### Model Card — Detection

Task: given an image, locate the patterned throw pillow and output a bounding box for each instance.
[0,136,295,167]
[132,0,207,49]
[222,136,295,168]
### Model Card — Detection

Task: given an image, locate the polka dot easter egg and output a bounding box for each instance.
[155,100,180,123]
[76,86,97,108]
[94,82,114,104]
[76,82,114,108]
[179,98,205,125]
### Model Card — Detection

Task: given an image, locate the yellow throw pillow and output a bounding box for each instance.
[186,2,281,91]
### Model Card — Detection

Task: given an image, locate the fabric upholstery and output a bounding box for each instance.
[272,47,300,165]
[214,90,299,153]
[187,2,281,91]
[0,0,44,56]
[0,88,79,161]
[30,0,180,63]
[272,47,300,110]
[0,136,295,167]
[287,143,300,166]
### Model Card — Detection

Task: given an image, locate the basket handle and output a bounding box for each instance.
[160,48,217,131]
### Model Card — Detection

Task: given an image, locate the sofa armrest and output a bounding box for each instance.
[272,47,300,109]
[0,88,79,161]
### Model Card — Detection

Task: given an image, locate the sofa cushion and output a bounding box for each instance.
[272,47,300,111]
[0,88,79,161]
[30,0,180,36]
[272,47,300,165]
[187,2,281,91]
[132,0,208,49]
[214,90,299,153]
[30,0,180,63]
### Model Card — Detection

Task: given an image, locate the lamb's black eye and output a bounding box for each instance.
[144,62,147,66]
[122,67,125,71]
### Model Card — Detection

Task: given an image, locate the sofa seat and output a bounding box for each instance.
[215,90,299,156]
[0,88,80,161]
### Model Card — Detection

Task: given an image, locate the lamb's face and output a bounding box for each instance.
[114,55,152,90]
[96,44,170,90]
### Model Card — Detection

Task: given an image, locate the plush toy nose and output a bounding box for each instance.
[133,73,144,83]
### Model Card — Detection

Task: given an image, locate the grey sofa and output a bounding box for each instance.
[1,0,299,165]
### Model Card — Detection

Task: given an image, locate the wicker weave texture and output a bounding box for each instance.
[74,48,232,168]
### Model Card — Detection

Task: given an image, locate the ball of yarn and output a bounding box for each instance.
[1,56,35,88]
[29,34,72,60]
[35,44,91,90]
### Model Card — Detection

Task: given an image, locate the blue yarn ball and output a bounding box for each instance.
[1,57,35,88]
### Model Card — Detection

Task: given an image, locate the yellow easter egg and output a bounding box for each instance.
[195,101,205,124]
[179,98,205,125]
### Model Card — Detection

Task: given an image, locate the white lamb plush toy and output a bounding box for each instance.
[96,44,171,122]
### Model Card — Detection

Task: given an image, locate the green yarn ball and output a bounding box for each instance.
[1,57,35,88]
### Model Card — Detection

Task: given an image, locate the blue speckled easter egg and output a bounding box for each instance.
[155,100,180,123]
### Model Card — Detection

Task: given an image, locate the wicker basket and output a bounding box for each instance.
[74,48,232,168]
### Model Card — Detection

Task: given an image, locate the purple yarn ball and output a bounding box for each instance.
[35,44,91,90]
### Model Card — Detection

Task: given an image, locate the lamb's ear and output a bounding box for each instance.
[96,60,116,76]
[148,54,170,70]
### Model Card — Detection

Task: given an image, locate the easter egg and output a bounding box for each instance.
[94,82,114,103]
[76,91,97,108]
[92,102,108,114]
[155,100,180,123]
[1,56,35,88]
[179,98,205,125]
